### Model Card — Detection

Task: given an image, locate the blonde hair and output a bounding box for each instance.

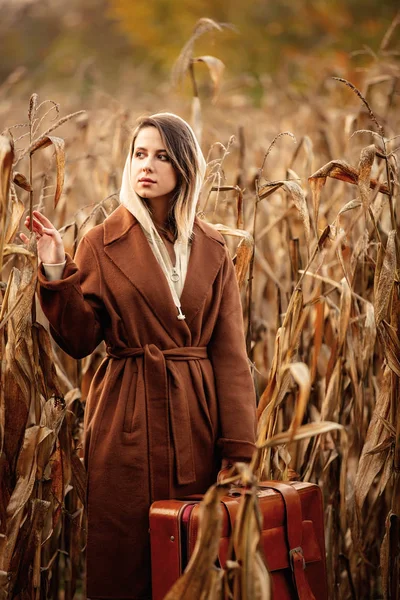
[130,113,203,243]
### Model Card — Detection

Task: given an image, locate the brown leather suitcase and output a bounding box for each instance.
[149,481,328,600]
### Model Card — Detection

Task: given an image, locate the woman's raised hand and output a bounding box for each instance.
[20,210,65,264]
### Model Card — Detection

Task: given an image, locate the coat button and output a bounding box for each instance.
[170,536,175,542]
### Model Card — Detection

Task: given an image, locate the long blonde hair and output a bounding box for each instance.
[130,112,205,243]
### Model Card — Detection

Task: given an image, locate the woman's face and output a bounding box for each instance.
[131,126,178,202]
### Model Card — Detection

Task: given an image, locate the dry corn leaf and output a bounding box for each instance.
[0,136,13,212]
[380,511,399,600]
[214,224,254,288]
[321,358,342,421]
[230,487,271,599]
[193,56,225,102]
[374,241,384,300]
[171,18,225,87]
[163,483,228,600]
[357,145,376,208]
[375,231,397,326]
[33,322,62,399]
[0,285,26,331]
[338,278,352,351]
[376,452,395,498]
[30,136,65,207]
[5,426,53,520]
[361,303,376,374]
[354,367,391,514]
[234,237,253,289]
[309,159,390,196]
[256,328,282,420]
[258,420,344,448]
[71,452,87,507]
[337,198,362,216]
[48,440,64,530]
[282,180,311,255]
[259,421,348,532]
[272,444,292,480]
[65,506,86,599]
[11,498,50,595]
[380,512,391,600]
[36,396,66,481]
[0,425,53,574]
[4,243,37,409]
[379,321,400,378]
[258,180,311,254]
[2,244,35,259]
[258,182,285,200]
[12,171,31,192]
[4,197,25,246]
[14,110,85,165]
[0,268,15,329]
[309,176,324,235]
[283,362,311,441]
[310,300,324,382]
[0,569,11,598]
[0,135,14,274]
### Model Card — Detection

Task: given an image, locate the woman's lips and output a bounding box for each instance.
[139,178,156,183]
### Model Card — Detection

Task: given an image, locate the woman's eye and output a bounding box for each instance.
[135,151,143,158]
[158,154,169,161]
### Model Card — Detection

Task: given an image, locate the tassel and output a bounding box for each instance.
[177,306,186,320]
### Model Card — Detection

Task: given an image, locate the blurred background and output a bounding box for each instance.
[0,0,398,103]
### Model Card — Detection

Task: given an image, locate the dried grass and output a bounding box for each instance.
[0,17,399,599]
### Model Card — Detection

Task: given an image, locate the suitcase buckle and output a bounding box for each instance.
[289,546,306,571]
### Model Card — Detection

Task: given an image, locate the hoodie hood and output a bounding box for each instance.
[119,112,206,244]
[118,112,206,319]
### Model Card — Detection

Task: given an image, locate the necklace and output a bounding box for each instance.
[171,268,180,282]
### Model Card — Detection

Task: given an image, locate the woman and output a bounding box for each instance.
[21,113,256,600]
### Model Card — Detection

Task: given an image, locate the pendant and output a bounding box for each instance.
[171,269,180,282]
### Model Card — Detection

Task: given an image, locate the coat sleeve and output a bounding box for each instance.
[37,235,105,359]
[208,246,257,463]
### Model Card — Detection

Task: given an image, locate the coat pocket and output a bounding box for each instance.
[122,365,139,433]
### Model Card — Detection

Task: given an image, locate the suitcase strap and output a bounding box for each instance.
[262,482,316,600]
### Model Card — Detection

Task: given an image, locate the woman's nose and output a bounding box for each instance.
[142,156,153,171]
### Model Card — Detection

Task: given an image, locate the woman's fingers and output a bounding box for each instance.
[41,226,57,235]
[19,232,29,244]
[32,210,55,229]
[25,216,57,237]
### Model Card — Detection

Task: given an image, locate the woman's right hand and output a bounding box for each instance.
[20,210,65,264]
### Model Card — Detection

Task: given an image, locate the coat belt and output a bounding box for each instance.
[106,344,208,500]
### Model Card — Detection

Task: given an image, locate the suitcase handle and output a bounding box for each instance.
[262,482,316,600]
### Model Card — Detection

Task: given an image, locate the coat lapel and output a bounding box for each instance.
[180,217,226,325]
[103,206,226,337]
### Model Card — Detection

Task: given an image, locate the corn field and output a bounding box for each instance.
[0,15,399,600]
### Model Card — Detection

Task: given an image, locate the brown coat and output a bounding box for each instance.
[38,205,256,599]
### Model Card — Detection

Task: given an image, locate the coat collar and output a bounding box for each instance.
[103,204,138,245]
[103,205,225,341]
